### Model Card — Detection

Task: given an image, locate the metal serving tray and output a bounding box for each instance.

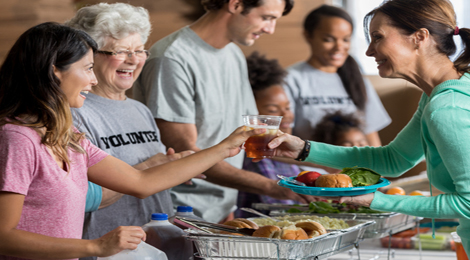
[184,219,374,260]
[352,212,421,239]
[265,208,421,239]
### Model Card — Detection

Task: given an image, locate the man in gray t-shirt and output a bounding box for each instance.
[134,0,311,223]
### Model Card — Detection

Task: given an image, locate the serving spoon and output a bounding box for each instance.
[277,174,306,186]
[174,216,256,236]
[240,207,279,222]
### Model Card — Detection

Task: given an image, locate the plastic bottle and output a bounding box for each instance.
[142,213,193,260]
[169,206,205,225]
[97,241,168,260]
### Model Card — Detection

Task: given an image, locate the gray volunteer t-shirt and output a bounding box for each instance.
[134,26,258,223]
[72,93,173,260]
[283,61,391,140]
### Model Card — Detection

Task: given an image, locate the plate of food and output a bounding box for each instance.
[277,167,391,196]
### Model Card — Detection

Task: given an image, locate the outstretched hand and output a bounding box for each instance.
[252,131,305,162]
[338,193,374,207]
[263,179,319,203]
[220,126,267,158]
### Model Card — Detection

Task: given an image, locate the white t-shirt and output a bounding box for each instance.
[133,26,258,222]
[283,61,391,140]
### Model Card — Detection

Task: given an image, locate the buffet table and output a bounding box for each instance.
[185,173,459,259]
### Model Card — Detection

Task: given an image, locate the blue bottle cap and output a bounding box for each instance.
[176,206,193,213]
[151,213,168,221]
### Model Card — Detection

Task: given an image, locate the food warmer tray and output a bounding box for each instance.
[253,203,422,239]
[184,219,375,260]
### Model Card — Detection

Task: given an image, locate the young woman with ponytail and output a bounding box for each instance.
[283,5,391,147]
[264,0,470,256]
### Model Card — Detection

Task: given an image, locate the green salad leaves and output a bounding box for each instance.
[286,201,384,214]
[340,167,381,186]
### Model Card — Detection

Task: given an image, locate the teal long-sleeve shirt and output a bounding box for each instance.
[305,73,470,251]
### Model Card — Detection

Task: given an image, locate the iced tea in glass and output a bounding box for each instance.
[243,115,282,159]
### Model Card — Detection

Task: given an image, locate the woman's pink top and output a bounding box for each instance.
[0,124,108,260]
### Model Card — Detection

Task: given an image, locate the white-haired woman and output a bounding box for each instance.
[66,4,196,260]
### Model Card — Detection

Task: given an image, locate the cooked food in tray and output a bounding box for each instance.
[219,217,327,240]
[295,221,327,238]
[285,201,385,214]
[250,214,349,230]
[250,221,327,239]
[223,218,259,229]
[218,218,259,236]
[253,225,309,240]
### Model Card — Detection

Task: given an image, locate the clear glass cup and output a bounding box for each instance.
[242,115,282,159]
[452,232,469,260]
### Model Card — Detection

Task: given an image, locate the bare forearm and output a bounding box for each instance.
[90,144,230,198]
[98,159,155,209]
[150,120,303,200]
[138,145,229,196]
[0,229,96,259]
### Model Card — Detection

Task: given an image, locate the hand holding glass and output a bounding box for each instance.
[242,115,282,159]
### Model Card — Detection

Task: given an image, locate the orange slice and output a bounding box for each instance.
[408,190,424,196]
[386,187,406,195]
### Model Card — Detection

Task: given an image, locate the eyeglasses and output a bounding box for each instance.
[97,50,150,60]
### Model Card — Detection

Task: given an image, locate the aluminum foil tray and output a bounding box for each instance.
[268,211,422,239]
[184,220,374,259]
[356,213,422,239]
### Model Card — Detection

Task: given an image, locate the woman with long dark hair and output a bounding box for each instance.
[0,22,260,260]
[284,5,390,147]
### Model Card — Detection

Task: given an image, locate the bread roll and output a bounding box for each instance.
[280,226,309,240]
[223,218,259,229]
[315,173,353,188]
[232,218,259,229]
[220,218,258,236]
[252,225,281,238]
[295,221,327,238]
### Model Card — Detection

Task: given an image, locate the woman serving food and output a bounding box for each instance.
[265,0,470,255]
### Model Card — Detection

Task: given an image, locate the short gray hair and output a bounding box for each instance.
[65,3,151,49]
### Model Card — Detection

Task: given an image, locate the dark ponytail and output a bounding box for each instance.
[304,5,367,110]
[454,28,470,73]
[337,56,367,110]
